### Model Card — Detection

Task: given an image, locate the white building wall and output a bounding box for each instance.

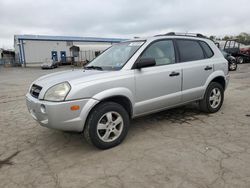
[14,38,20,63]
[73,41,112,47]
[20,40,113,64]
[23,40,70,64]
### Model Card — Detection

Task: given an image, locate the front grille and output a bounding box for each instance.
[30,84,42,99]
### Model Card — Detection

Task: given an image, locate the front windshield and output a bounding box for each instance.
[85,41,145,70]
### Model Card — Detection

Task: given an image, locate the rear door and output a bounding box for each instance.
[176,39,214,102]
[134,39,182,116]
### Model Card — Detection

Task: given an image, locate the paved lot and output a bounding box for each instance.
[0,65,250,188]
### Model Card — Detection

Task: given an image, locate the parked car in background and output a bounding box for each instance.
[41,58,58,69]
[221,50,237,71]
[240,45,250,58]
[27,33,229,149]
[223,40,250,64]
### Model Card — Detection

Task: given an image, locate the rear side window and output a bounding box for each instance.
[176,40,205,62]
[199,41,214,58]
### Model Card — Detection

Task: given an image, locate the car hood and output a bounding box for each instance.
[32,69,110,97]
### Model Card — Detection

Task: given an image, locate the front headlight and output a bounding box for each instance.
[44,82,71,102]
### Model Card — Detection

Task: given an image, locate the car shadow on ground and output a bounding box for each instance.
[52,103,209,151]
[131,103,208,126]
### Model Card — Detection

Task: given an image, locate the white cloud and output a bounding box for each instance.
[0,0,249,48]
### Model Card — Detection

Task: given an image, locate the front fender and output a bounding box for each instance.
[92,87,135,106]
[79,87,135,131]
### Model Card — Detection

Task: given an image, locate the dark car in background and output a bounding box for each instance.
[223,40,250,64]
[221,50,237,71]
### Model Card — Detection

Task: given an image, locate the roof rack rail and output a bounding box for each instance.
[155,32,208,39]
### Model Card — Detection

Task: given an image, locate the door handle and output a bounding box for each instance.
[204,66,213,71]
[169,71,180,77]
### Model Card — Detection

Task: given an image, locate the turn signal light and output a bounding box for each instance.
[70,105,80,111]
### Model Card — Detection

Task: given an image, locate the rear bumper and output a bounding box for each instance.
[26,93,99,132]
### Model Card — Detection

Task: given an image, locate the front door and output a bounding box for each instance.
[134,40,182,116]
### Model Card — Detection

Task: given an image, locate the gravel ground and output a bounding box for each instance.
[0,65,250,188]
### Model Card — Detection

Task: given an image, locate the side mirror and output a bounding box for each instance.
[135,58,156,69]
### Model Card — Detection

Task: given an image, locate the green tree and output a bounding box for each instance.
[235,33,250,45]
[223,36,228,40]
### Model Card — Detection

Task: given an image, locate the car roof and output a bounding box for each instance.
[123,35,212,44]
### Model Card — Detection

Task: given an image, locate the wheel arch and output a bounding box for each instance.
[210,76,226,90]
[81,88,134,131]
[100,95,133,117]
[202,71,227,99]
[205,71,226,90]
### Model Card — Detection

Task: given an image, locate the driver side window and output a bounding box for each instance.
[141,40,175,66]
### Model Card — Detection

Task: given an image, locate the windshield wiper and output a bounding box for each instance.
[84,66,103,71]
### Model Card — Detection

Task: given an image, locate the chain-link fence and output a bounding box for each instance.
[0,58,16,66]
[71,50,102,67]
[0,50,17,66]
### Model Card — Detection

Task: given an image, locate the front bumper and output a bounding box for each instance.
[26,93,99,132]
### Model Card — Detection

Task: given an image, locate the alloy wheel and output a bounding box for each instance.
[96,111,124,143]
[230,63,237,70]
[209,88,222,109]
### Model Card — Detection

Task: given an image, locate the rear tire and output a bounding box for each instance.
[84,102,129,149]
[199,82,224,113]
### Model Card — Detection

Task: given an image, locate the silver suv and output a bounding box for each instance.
[26,33,229,149]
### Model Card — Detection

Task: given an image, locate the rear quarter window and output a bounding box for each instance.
[199,41,214,58]
[176,39,205,62]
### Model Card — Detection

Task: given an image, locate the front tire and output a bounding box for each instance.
[199,82,224,113]
[84,102,129,149]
